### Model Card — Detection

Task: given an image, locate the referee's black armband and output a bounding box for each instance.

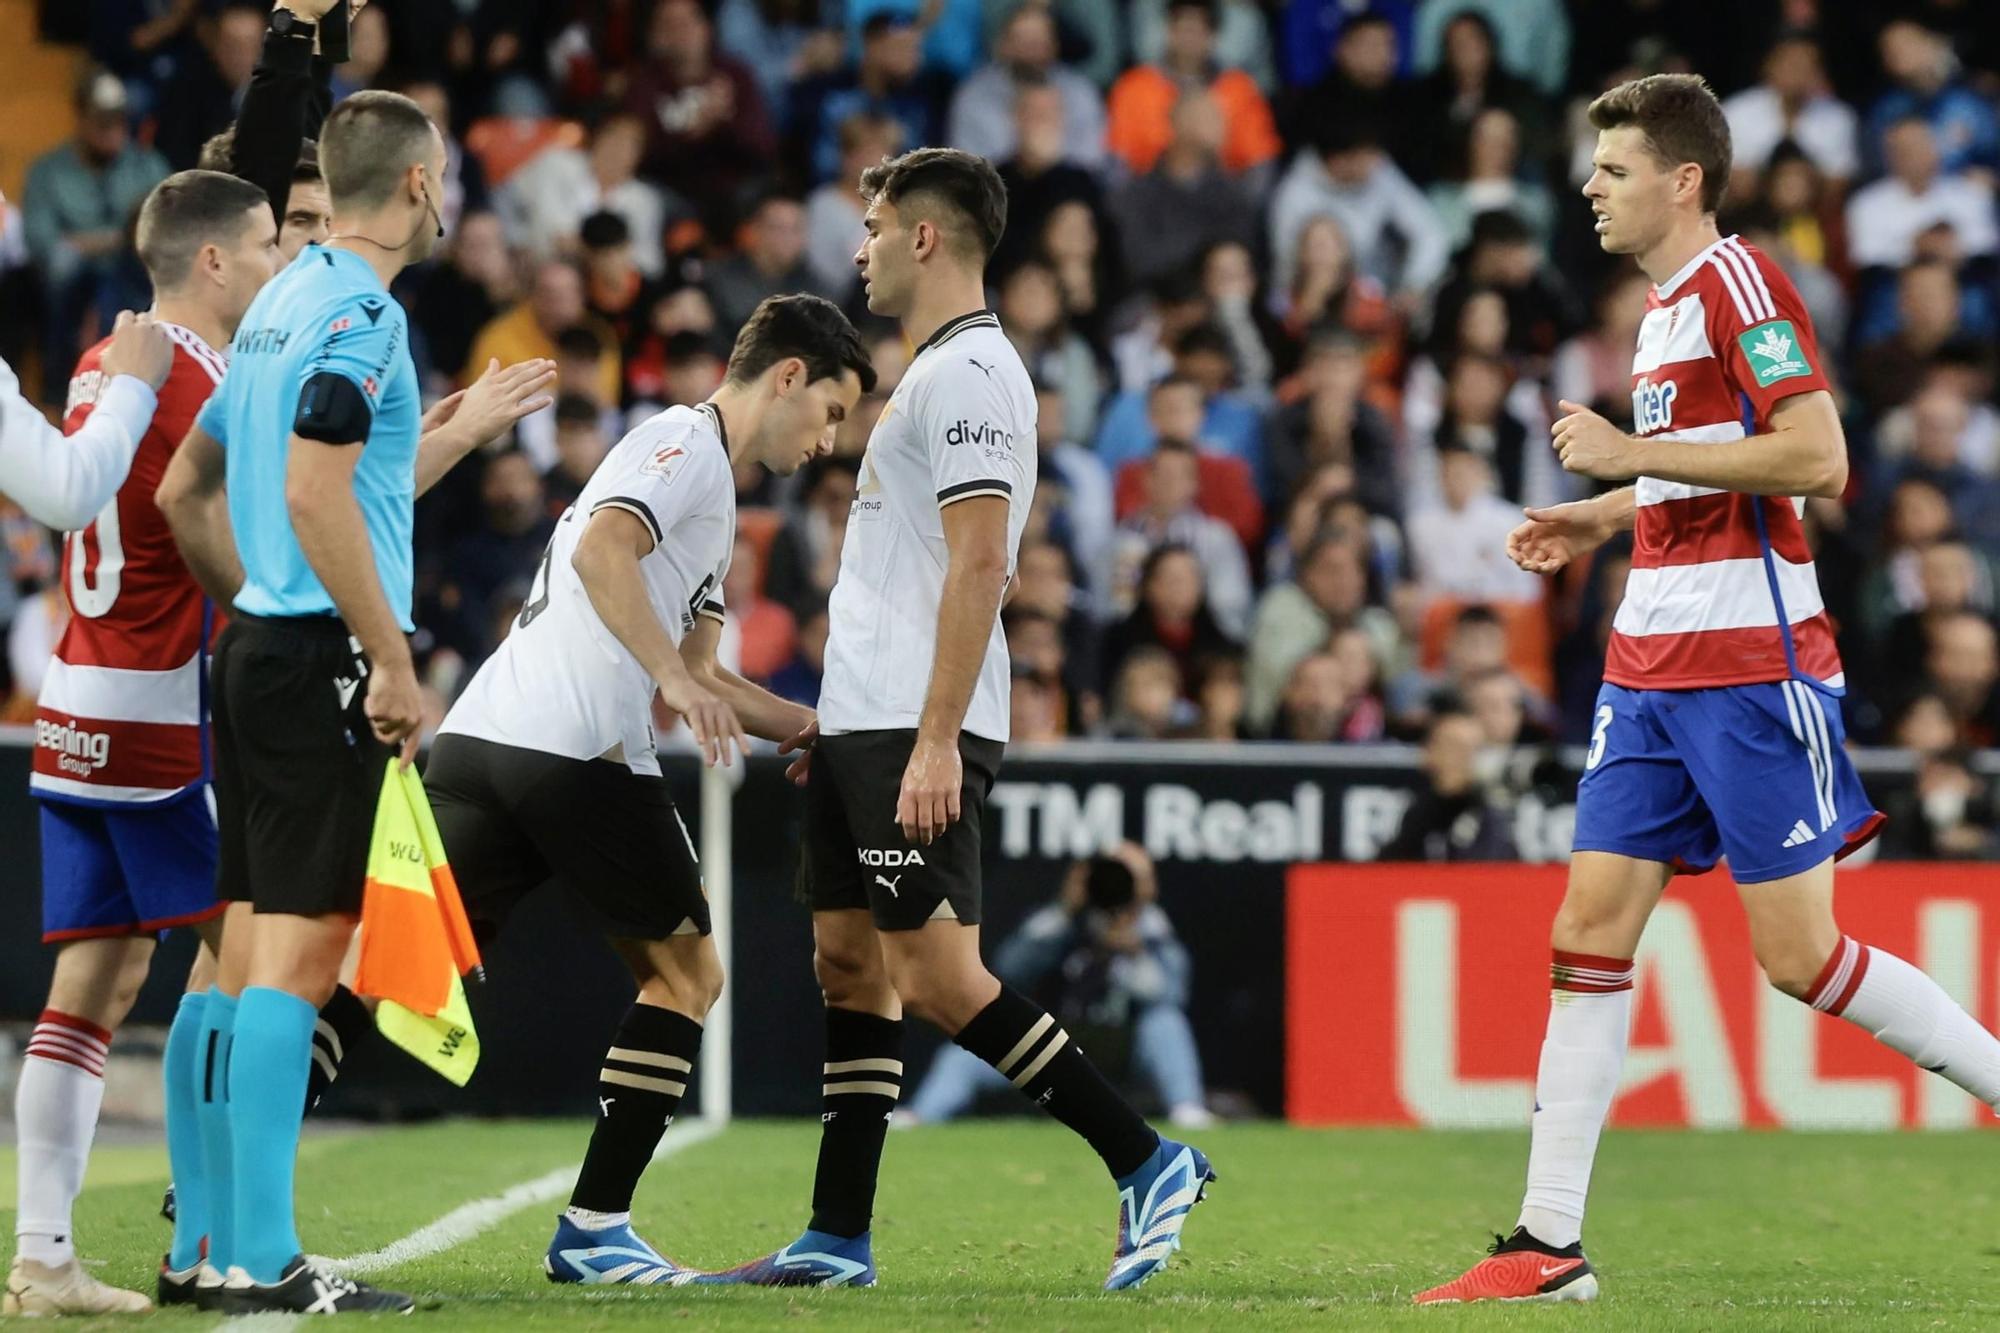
[294,372,372,444]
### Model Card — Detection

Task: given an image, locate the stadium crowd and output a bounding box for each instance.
[3,0,1999,825]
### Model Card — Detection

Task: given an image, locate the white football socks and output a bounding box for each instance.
[1517,953,1634,1250]
[14,1013,112,1267]
[1810,936,2000,1106]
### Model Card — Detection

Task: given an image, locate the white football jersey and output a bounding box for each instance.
[818,310,1037,742]
[439,403,734,774]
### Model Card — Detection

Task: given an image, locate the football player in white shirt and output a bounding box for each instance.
[697,149,1213,1295]
[423,295,873,1286]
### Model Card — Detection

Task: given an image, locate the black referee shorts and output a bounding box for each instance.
[424,733,710,941]
[212,613,392,918]
[797,729,1004,931]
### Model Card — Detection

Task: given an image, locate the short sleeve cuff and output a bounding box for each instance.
[592,495,665,546]
[698,600,725,624]
[937,478,1013,507]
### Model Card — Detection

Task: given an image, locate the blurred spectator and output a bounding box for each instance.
[1267,341,1401,519]
[1427,108,1555,251]
[1279,0,1420,90]
[1881,748,2000,860]
[545,395,612,512]
[1287,13,1419,168]
[1269,120,1448,306]
[768,597,830,706]
[1550,269,1649,425]
[1005,607,1074,735]
[623,0,777,202]
[660,330,726,407]
[1378,707,1519,859]
[1866,18,1999,176]
[1107,90,1258,291]
[1411,351,1564,512]
[906,846,1211,1129]
[1130,0,1276,91]
[408,209,516,393]
[723,533,796,681]
[1922,610,2000,748]
[433,450,556,663]
[1032,382,1115,585]
[1106,0,1280,180]
[1463,664,1545,747]
[1875,385,2000,544]
[1416,9,1551,184]
[1104,437,1253,636]
[23,70,169,400]
[1407,446,1542,606]
[705,193,823,332]
[500,114,681,278]
[1411,0,1568,98]
[1756,144,1843,276]
[1845,118,1998,272]
[1102,543,1240,700]
[717,0,845,127]
[1245,533,1398,733]
[1387,602,1537,731]
[948,5,1106,169]
[1010,664,1068,742]
[1189,650,1248,740]
[992,82,1105,282]
[807,112,901,299]
[1877,373,2000,475]
[5,584,66,720]
[1001,261,1103,444]
[765,457,857,617]
[1854,260,1979,413]
[1013,540,1105,723]
[1895,691,1961,756]
[1722,33,1859,185]
[1095,325,1265,478]
[1429,208,1582,362]
[1200,240,1274,398]
[327,2,390,101]
[1874,538,1996,685]
[1273,648,1381,742]
[1039,197,1118,346]
[465,258,621,403]
[1106,645,1189,739]
[579,213,669,391]
[803,13,945,184]
[843,0,984,80]
[154,1,265,170]
[1266,218,1397,379]
[87,0,201,91]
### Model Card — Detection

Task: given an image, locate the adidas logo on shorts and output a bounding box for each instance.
[1781,819,1817,848]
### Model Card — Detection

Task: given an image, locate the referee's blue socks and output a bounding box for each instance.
[196,988,239,1271]
[227,986,316,1283]
[164,989,210,1272]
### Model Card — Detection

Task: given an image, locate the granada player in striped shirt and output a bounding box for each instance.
[1417,74,2000,1306]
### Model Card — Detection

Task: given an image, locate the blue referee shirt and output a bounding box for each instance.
[197,244,421,630]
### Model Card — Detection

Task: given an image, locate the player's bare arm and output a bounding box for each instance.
[286,432,423,760]
[678,615,814,744]
[902,493,1010,844]
[1506,487,1636,575]
[1550,392,1846,498]
[412,356,556,496]
[155,423,244,604]
[570,506,748,768]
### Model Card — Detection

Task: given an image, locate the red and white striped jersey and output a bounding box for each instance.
[1608,235,1841,691]
[32,323,226,804]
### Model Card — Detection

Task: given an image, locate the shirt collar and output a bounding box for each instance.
[1654,234,1735,301]
[913,309,1000,357]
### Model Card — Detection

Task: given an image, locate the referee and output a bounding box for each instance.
[174,90,549,1315]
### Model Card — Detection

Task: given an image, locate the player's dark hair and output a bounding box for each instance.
[1454,604,1503,631]
[725,293,878,394]
[294,138,322,184]
[319,89,438,212]
[1173,322,1235,364]
[1588,73,1733,215]
[135,169,270,290]
[858,147,1008,264]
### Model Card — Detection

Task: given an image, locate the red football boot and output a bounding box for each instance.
[1413,1228,1598,1305]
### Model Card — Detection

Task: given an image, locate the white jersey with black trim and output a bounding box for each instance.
[439,402,734,775]
[819,310,1037,742]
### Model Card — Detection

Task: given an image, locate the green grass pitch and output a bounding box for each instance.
[6,1119,2000,1328]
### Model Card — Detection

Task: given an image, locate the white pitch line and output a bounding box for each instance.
[206,1118,724,1326]
[335,1119,723,1276]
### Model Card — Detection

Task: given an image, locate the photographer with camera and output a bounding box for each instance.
[903,843,1213,1130]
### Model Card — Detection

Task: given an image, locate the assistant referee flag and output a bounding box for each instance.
[354,761,483,1085]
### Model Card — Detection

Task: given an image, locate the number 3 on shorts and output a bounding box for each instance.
[1585,704,1613,771]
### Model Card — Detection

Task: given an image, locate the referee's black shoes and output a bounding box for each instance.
[205,1254,415,1315]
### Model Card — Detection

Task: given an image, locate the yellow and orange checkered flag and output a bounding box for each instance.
[353,760,483,1086]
